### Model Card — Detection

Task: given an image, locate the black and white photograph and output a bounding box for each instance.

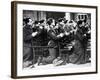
[23,10,91,68]
[11,1,97,78]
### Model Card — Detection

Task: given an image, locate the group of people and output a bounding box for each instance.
[23,17,91,68]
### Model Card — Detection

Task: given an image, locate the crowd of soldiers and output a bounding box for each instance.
[23,17,91,68]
